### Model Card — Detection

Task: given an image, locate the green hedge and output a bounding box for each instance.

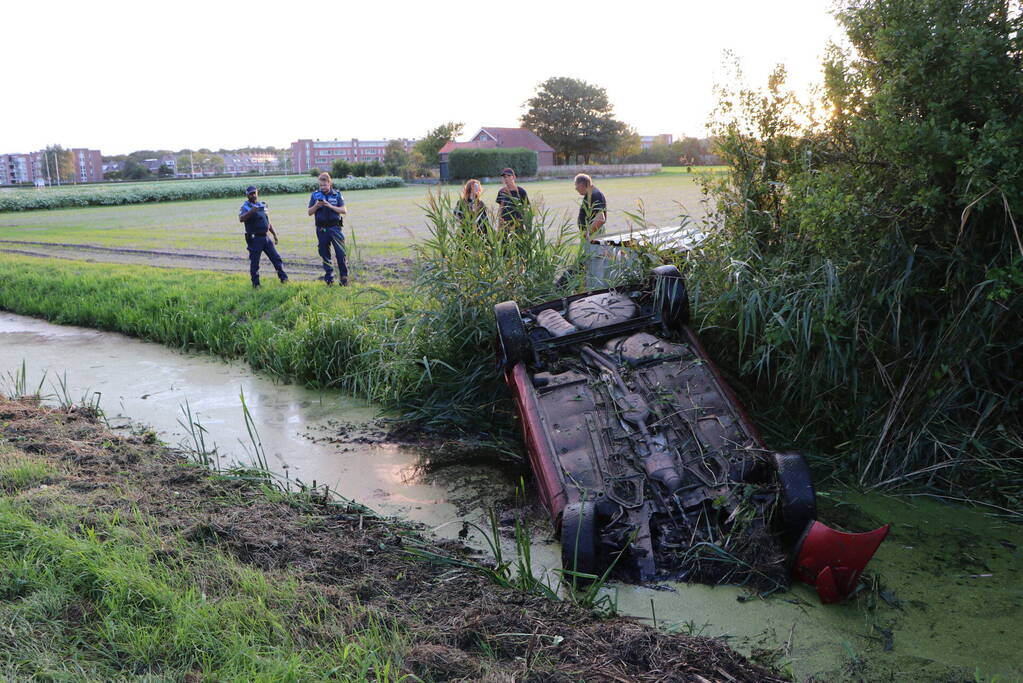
[0,176,404,212]
[448,148,537,180]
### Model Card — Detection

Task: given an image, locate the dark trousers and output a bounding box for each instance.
[317,226,347,282]
[246,234,287,285]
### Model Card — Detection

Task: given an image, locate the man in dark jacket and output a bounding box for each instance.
[495,168,529,231]
[238,185,287,288]
[574,173,607,237]
[307,172,348,286]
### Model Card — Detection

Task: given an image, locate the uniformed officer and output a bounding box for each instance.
[307,172,349,286]
[239,185,288,288]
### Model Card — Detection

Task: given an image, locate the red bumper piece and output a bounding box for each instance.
[793,521,890,603]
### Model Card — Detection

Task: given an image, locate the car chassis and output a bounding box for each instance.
[495,266,889,602]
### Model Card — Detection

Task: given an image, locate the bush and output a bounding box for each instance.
[695,0,1023,507]
[308,168,321,177]
[0,176,405,212]
[331,160,350,178]
[448,148,538,179]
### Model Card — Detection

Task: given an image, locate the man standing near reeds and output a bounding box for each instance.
[574,173,607,237]
[308,172,348,286]
[495,168,529,231]
[239,185,288,288]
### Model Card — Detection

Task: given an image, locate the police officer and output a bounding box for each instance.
[307,172,348,286]
[239,185,288,288]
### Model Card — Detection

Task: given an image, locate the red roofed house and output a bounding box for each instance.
[438,127,555,179]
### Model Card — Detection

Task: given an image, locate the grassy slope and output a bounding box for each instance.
[0,396,780,682]
[0,173,709,259]
[0,255,418,400]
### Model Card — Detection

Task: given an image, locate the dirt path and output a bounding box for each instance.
[0,239,414,285]
[0,396,785,681]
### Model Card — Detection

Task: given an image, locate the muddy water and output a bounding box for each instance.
[2,311,1020,681]
[0,312,520,529]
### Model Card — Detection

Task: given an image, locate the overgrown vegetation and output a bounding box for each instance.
[0,175,403,212]
[693,0,1022,510]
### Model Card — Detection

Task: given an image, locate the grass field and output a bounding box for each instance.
[0,172,712,260]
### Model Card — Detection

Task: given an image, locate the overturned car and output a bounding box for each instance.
[495,266,889,603]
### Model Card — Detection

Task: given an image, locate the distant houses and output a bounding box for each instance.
[438,127,555,180]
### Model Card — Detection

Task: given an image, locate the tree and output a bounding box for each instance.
[157,164,174,177]
[40,145,75,184]
[384,140,410,177]
[521,77,627,164]
[122,159,151,180]
[413,122,463,166]
[700,0,1023,506]
[612,125,642,162]
[175,151,223,176]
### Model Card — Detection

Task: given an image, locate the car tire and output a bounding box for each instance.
[652,264,690,330]
[772,451,817,545]
[494,301,528,368]
[560,501,599,578]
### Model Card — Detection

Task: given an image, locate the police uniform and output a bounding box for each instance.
[309,187,348,284]
[239,197,287,287]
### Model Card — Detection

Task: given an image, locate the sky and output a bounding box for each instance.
[3,0,843,155]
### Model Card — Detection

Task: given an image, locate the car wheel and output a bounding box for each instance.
[494,301,528,368]
[652,264,690,330]
[560,501,599,579]
[772,451,817,545]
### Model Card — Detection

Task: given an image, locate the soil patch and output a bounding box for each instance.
[0,395,785,681]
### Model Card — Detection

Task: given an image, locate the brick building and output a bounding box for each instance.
[290,138,415,174]
[0,153,38,185]
[72,149,103,183]
[1,148,103,185]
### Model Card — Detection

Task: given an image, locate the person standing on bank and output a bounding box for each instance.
[239,185,288,288]
[454,178,490,235]
[308,172,348,286]
[495,168,529,231]
[574,173,607,237]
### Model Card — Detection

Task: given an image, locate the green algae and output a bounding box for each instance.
[610,490,1023,681]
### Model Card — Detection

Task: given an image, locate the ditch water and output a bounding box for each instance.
[1,310,1020,682]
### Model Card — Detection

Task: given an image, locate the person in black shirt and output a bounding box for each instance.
[454,178,490,235]
[495,168,529,231]
[574,173,607,237]
[238,185,287,288]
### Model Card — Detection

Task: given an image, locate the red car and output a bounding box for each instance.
[495,266,889,603]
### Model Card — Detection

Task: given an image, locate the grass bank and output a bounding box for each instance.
[0,395,781,681]
[0,253,425,405]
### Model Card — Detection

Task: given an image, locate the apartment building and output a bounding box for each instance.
[290,138,415,174]
[1,148,103,185]
[0,153,38,185]
[72,148,103,183]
